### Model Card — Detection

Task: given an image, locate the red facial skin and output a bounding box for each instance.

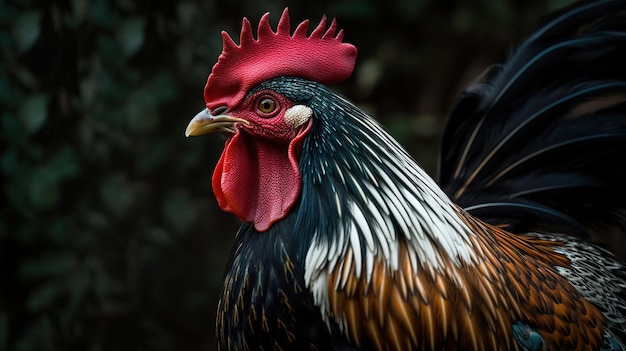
[211,90,312,232]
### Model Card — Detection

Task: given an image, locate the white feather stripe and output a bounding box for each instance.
[339,248,354,289]
[439,205,471,234]
[334,226,346,263]
[334,160,346,185]
[309,268,331,329]
[380,189,412,241]
[363,200,396,268]
[386,188,443,269]
[424,210,463,261]
[326,250,339,275]
[362,190,391,239]
[375,168,413,229]
[382,158,419,190]
[383,160,454,235]
[358,117,393,145]
[328,229,339,259]
[347,172,368,204]
[389,241,401,273]
[350,202,376,253]
[365,205,401,272]
[404,239,420,272]
[352,124,387,155]
[382,152,460,225]
[398,188,429,238]
[334,192,342,218]
[361,160,380,187]
[343,132,357,147]
[364,182,390,216]
[358,140,384,167]
[306,237,328,282]
[365,249,376,284]
[395,166,475,264]
[348,220,363,278]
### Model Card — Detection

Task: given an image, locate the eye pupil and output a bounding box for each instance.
[258,97,276,114]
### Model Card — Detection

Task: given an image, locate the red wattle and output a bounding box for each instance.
[212,122,312,232]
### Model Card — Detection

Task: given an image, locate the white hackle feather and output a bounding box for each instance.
[302,92,481,330]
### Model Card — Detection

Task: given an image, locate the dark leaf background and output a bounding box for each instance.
[1,0,623,350]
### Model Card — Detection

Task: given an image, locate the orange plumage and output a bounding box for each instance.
[326,208,610,351]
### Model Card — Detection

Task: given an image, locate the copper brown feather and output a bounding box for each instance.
[328,207,607,351]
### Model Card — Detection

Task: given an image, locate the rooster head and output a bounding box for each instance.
[185,9,357,232]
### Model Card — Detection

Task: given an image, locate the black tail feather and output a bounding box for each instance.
[438,0,626,237]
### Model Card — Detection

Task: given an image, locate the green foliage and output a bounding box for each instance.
[12,11,41,53]
[19,94,48,136]
[2,0,600,350]
[1,1,228,349]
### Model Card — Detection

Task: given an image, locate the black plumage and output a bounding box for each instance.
[439,0,626,236]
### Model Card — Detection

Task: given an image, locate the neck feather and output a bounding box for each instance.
[296,94,481,324]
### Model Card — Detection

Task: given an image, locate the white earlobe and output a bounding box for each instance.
[284,105,313,128]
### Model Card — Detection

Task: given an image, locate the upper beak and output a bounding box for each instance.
[185,108,249,137]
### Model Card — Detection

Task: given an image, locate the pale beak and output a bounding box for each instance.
[185,108,249,137]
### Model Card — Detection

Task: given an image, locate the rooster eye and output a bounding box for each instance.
[257,97,277,115]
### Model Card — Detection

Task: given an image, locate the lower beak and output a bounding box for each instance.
[185,108,249,137]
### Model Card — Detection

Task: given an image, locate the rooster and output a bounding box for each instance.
[185,1,626,350]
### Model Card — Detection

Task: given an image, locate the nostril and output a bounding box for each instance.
[212,106,228,116]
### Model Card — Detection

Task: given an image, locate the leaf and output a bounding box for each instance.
[0,1,15,24]
[100,173,134,217]
[89,260,124,300]
[26,283,63,312]
[117,17,145,57]
[67,268,90,312]
[0,118,21,146]
[89,0,119,27]
[46,218,72,244]
[125,71,177,133]
[161,190,197,233]
[0,74,17,106]
[19,252,76,280]
[47,146,80,181]
[4,180,31,217]
[13,147,79,210]
[135,140,170,174]
[0,30,11,51]
[27,167,59,209]
[69,0,89,25]
[12,11,42,52]
[1,147,21,177]
[19,94,48,135]
[144,226,171,245]
[14,316,54,351]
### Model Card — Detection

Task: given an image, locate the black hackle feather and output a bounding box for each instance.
[438,0,626,237]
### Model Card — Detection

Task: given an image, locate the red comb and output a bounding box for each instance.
[204,8,358,110]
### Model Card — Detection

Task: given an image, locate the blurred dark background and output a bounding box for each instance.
[2,0,623,350]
